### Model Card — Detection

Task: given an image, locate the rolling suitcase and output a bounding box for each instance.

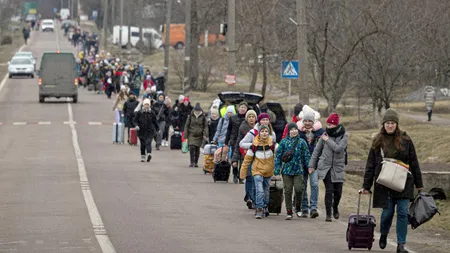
[129,128,138,145]
[346,191,376,251]
[212,161,231,182]
[170,131,182,149]
[88,84,95,91]
[203,143,217,174]
[268,180,284,215]
[113,123,125,144]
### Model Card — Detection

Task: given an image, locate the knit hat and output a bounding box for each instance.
[183,96,190,102]
[257,112,270,123]
[245,110,257,121]
[143,98,151,106]
[128,91,135,96]
[194,102,202,111]
[178,95,185,101]
[303,111,315,123]
[287,122,298,131]
[294,103,303,116]
[327,113,340,125]
[258,124,269,134]
[226,105,235,115]
[238,101,248,108]
[382,109,399,124]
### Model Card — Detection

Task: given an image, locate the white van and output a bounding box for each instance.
[60,9,70,20]
[112,26,162,49]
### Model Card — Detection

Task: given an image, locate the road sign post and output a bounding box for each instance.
[281,61,299,117]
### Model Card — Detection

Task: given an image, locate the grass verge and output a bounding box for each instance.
[0,28,26,77]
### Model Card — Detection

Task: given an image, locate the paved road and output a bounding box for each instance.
[0,25,413,253]
[403,112,450,126]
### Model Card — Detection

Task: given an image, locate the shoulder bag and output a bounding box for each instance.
[376,149,411,192]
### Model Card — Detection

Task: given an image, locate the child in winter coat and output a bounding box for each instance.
[240,124,275,219]
[213,105,235,147]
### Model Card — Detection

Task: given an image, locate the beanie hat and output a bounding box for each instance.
[238,101,248,108]
[143,98,151,106]
[327,113,340,125]
[382,109,399,124]
[183,96,190,102]
[194,102,202,111]
[226,105,235,115]
[257,112,270,123]
[128,91,135,96]
[302,111,315,123]
[294,103,303,116]
[287,122,298,131]
[258,124,269,134]
[245,110,257,121]
[178,95,185,101]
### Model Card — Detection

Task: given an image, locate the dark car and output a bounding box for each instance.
[261,102,288,143]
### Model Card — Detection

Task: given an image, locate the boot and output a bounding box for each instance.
[333,206,340,219]
[397,244,408,253]
[379,234,387,249]
[147,153,152,162]
[140,155,145,162]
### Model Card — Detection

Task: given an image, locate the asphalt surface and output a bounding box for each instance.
[0,23,411,253]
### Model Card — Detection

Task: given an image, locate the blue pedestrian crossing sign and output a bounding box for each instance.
[281,61,299,79]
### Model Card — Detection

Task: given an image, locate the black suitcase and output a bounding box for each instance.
[268,180,283,215]
[212,161,230,182]
[170,132,182,149]
[346,191,376,251]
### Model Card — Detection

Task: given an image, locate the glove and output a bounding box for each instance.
[135,126,140,131]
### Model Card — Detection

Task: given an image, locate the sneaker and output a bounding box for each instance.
[165,141,169,147]
[296,212,303,218]
[246,200,253,209]
[285,214,293,220]
[140,155,145,162]
[255,208,263,219]
[239,179,244,184]
[233,175,238,184]
[147,154,152,162]
[194,164,199,168]
[310,210,319,218]
[333,206,339,219]
[301,211,309,218]
[189,164,194,167]
[264,208,270,217]
[156,145,160,151]
[397,244,408,253]
[325,215,332,222]
[379,234,387,249]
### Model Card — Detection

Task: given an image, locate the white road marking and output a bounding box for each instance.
[64,121,77,124]
[88,121,102,125]
[12,122,27,125]
[37,121,51,125]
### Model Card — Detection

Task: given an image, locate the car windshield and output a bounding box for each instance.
[11,58,31,65]
[16,53,31,57]
[43,22,53,25]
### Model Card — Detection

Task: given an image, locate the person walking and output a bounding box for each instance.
[151,93,170,150]
[133,99,160,162]
[424,86,436,121]
[309,113,348,222]
[123,92,139,143]
[361,109,423,253]
[184,103,209,167]
[274,123,310,220]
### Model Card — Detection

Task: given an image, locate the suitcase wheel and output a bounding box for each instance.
[368,246,371,251]
[348,246,351,250]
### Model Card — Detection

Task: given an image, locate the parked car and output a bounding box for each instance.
[41,19,55,32]
[14,51,36,71]
[8,56,35,78]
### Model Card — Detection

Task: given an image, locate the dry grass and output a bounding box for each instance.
[393,100,450,114]
[0,29,27,76]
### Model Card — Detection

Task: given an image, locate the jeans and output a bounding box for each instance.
[139,137,153,155]
[119,111,124,123]
[323,171,343,216]
[253,175,270,209]
[302,169,319,212]
[380,198,409,244]
[156,121,166,146]
[283,174,304,213]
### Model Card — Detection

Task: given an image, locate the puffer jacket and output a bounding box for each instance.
[309,124,348,183]
[225,113,246,146]
[133,109,160,139]
[424,86,436,111]
[152,100,169,122]
[274,135,310,176]
[240,135,275,179]
[231,120,255,162]
[239,123,277,150]
[184,111,209,147]
[123,98,139,128]
[213,106,235,144]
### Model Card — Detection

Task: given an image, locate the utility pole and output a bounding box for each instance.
[70,0,73,19]
[102,0,108,51]
[183,0,191,95]
[296,0,309,105]
[119,0,124,55]
[227,0,236,79]
[111,0,115,31]
[164,0,173,81]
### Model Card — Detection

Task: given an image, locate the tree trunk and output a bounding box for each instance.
[261,47,268,98]
[372,99,377,127]
[249,43,258,93]
[190,0,200,90]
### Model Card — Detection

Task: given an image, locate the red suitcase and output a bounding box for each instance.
[129,128,138,145]
[346,191,376,251]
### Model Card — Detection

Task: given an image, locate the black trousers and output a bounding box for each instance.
[189,145,200,165]
[323,171,343,216]
[427,110,433,121]
[139,137,153,155]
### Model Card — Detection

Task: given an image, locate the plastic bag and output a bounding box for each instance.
[408,192,440,230]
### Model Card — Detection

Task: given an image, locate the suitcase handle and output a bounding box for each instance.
[357,190,372,225]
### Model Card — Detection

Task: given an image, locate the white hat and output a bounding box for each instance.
[150,86,156,92]
[143,99,151,106]
[178,95,185,101]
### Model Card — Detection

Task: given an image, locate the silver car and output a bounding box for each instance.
[8,57,35,78]
[14,51,36,71]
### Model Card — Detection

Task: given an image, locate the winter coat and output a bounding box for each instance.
[240,136,275,179]
[208,118,220,144]
[113,94,128,111]
[133,109,160,139]
[282,116,300,139]
[363,132,424,208]
[151,101,169,122]
[239,123,277,150]
[123,98,139,128]
[309,125,348,183]
[170,109,182,130]
[180,103,193,130]
[225,113,246,146]
[299,128,325,174]
[213,106,234,144]
[231,120,255,162]
[424,86,436,112]
[156,76,165,92]
[184,111,209,147]
[274,135,310,176]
